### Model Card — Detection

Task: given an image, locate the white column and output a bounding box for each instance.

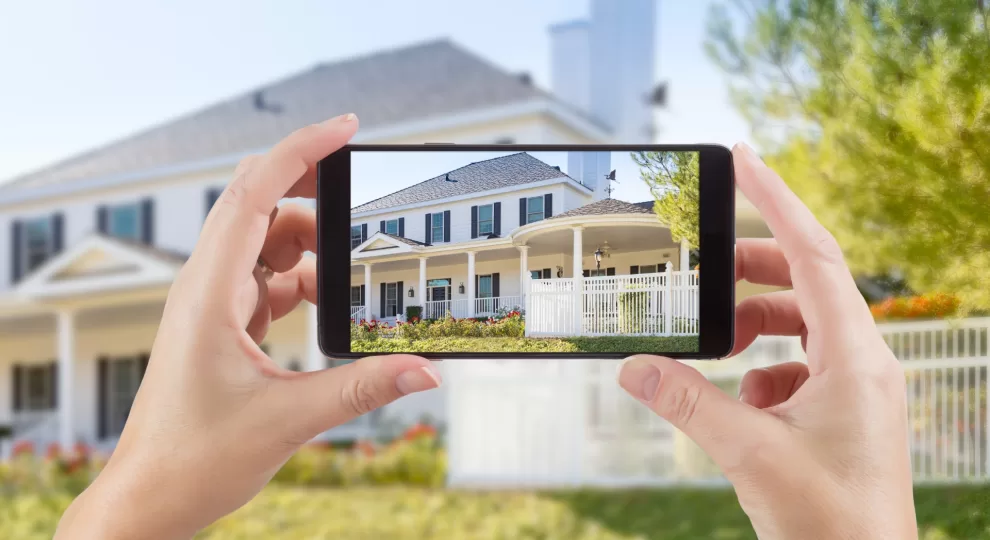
[572,227,584,335]
[680,238,690,273]
[57,310,74,449]
[518,246,529,297]
[418,258,428,311]
[306,303,324,371]
[467,251,476,318]
[364,263,372,321]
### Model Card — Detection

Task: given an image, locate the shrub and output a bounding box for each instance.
[352,311,525,341]
[405,305,423,321]
[618,289,650,333]
[870,293,961,321]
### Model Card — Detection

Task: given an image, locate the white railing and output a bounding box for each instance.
[350,306,366,321]
[424,299,470,320]
[446,317,990,488]
[475,296,523,317]
[526,269,699,337]
[2,410,60,460]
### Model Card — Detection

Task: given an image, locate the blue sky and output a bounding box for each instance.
[0,0,751,184]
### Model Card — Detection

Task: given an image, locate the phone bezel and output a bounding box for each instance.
[317,144,735,360]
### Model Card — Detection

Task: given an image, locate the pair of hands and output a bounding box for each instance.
[54,115,917,540]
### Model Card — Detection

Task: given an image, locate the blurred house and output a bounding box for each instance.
[0,0,772,458]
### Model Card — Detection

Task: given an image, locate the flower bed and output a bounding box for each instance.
[870,293,961,321]
[351,310,525,341]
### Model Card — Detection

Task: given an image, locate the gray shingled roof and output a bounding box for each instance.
[2,39,573,193]
[352,152,580,213]
[549,199,656,220]
[381,233,428,247]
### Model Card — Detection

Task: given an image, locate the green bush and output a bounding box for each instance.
[352,311,525,341]
[618,289,650,333]
[351,335,700,354]
[405,305,423,321]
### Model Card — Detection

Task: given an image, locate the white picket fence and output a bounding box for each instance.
[445,317,990,487]
[526,266,700,337]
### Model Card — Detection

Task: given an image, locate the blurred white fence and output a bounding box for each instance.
[445,317,990,488]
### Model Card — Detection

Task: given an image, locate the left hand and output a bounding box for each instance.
[54,114,442,539]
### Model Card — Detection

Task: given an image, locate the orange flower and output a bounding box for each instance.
[45,442,62,461]
[402,423,437,441]
[354,440,376,458]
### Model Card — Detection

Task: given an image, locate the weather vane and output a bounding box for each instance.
[604,169,617,198]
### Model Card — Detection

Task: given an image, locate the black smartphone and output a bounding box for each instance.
[317,144,735,359]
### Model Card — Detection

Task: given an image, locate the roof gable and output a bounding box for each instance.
[352,152,575,213]
[549,198,657,220]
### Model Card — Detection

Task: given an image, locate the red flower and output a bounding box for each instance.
[402,423,437,441]
[12,440,34,457]
[45,442,61,461]
[354,440,376,457]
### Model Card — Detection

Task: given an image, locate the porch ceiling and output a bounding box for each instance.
[525,223,676,256]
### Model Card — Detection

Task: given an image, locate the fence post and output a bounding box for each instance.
[524,275,532,338]
[664,262,673,335]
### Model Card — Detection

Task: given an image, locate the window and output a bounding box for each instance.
[23,217,53,274]
[385,283,398,317]
[23,365,53,410]
[531,270,543,280]
[385,219,399,236]
[477,204,494,236]
[431,213,444,243]
[587,269,609,277]
[351,226,363,249]
[526,196,545,224]
[107,203,141,240]
[350,286,363,306]
[639,264,659,274]
[108,358,141,437]
[478,275,493,298]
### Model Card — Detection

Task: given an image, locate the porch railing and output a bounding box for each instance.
[475,296,523,317]
[350,306,366,321]
[424,299,470,320]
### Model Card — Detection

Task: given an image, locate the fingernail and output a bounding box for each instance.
[618,357,662,402]
[395,365,442,395]
[739,392,747,403]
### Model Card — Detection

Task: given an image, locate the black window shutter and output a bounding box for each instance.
[97,206,109,234]
[51,213,64,254]
[141,199,155,245]
[475,275,479,300]
[492,273,500,297]
[424,214,432,244]
[205,188,217,219]
[398,218,405,238]
[50,361,58,408]
[360,284,365,305]
[583,269,590,277]
[471,206,478,239]
[380,283,386,318]
[606,267,616,276]
[11,220,23,284]
[97,358,109,440]
[397,281,404,314]
[443,210,451,242]
[544,194,553,218]
[519,198,526,226]
[361,223,368,243]
[380,221,386,234]
[12,365,22,412]
[542,268,551,279]
[494,202,501,235]
[630,266,640,275]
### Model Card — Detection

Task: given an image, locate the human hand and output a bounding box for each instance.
[54,114,442,540]
[618,144,917,539]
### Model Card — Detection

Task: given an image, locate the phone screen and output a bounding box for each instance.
[318,145,734,359]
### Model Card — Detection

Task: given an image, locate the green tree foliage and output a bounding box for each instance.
[706,0,990,311]
[632,151,701,248]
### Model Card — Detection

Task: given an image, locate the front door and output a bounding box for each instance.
[426,279,452,319]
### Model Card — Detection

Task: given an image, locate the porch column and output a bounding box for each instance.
[364,263,372,321]
[680,238,690,273]
[467,251,476,318]
[418,258,427,311]
[572,227,584,334]
[306,303,324,371]
[518,246,529,298]
[57,309,74,449]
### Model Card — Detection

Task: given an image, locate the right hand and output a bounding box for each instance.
[618,143,917,539]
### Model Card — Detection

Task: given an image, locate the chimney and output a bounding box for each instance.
[548,20,592,114]
[568,151,612,201]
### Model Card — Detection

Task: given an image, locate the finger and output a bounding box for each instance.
[274,355,441,441]
[730,290,807,357]
[735,238,791,286]
[197,114,357,293]
[618,355,782,474]
[243,265,271,343]
[267,258,317,320]
[260,204,317,272]
[738,362,810,409]
[732,144,874,355]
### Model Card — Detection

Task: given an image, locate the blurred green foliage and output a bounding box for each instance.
[350,335,700,353]
[707,0,990,311]
[632,151,701,249]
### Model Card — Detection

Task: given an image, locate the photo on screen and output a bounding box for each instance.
[349,150,700,354]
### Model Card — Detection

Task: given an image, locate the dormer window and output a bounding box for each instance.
[385,219,399,235]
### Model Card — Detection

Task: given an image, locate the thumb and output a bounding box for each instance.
[618,355,778,471]
[274,355,442,442]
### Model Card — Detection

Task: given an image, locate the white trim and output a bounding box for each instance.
[509,213,667,244]
[13,235,179,300]
[0,99,610,209]
[352,176,592,219]
[351,232,423,259]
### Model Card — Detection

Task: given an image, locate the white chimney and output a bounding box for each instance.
[568,151,612,201]
[548,20,592,114]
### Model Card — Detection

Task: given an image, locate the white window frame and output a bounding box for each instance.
[107,202,143,241]
[431,213,445,243]
[22,216,54,275]
[477,274,494,299]
[477,204,494,236]
[350,286,363,306]
[587,269,610,277]
[639,264,659,274]
[384,219,399,236]
[350,226,363,249]
[22,365,53,411]
[384,282,399,317]
[526,196,545,224]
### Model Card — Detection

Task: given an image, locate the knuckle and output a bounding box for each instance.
[806,228,844,265]
[659,383,703,427]
[339,377,382,416]
[234,155,260,175]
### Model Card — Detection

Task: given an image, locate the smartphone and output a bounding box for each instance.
[317,144,735,359]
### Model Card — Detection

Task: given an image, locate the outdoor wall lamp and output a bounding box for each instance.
[594,247,604,270]
[458,282,465,294]
[407,286,414,298]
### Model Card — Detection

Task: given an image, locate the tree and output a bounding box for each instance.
[706,0,990,311]
[632,151,701,248]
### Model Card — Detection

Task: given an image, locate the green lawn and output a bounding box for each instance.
[4,485,990,539]
[351,335,700,354]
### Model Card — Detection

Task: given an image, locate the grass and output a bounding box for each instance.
[351,336,700,354]
[3,485,990,539]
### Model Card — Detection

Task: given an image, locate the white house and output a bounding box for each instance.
[0,0,774,459]
[349,151,699,337]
